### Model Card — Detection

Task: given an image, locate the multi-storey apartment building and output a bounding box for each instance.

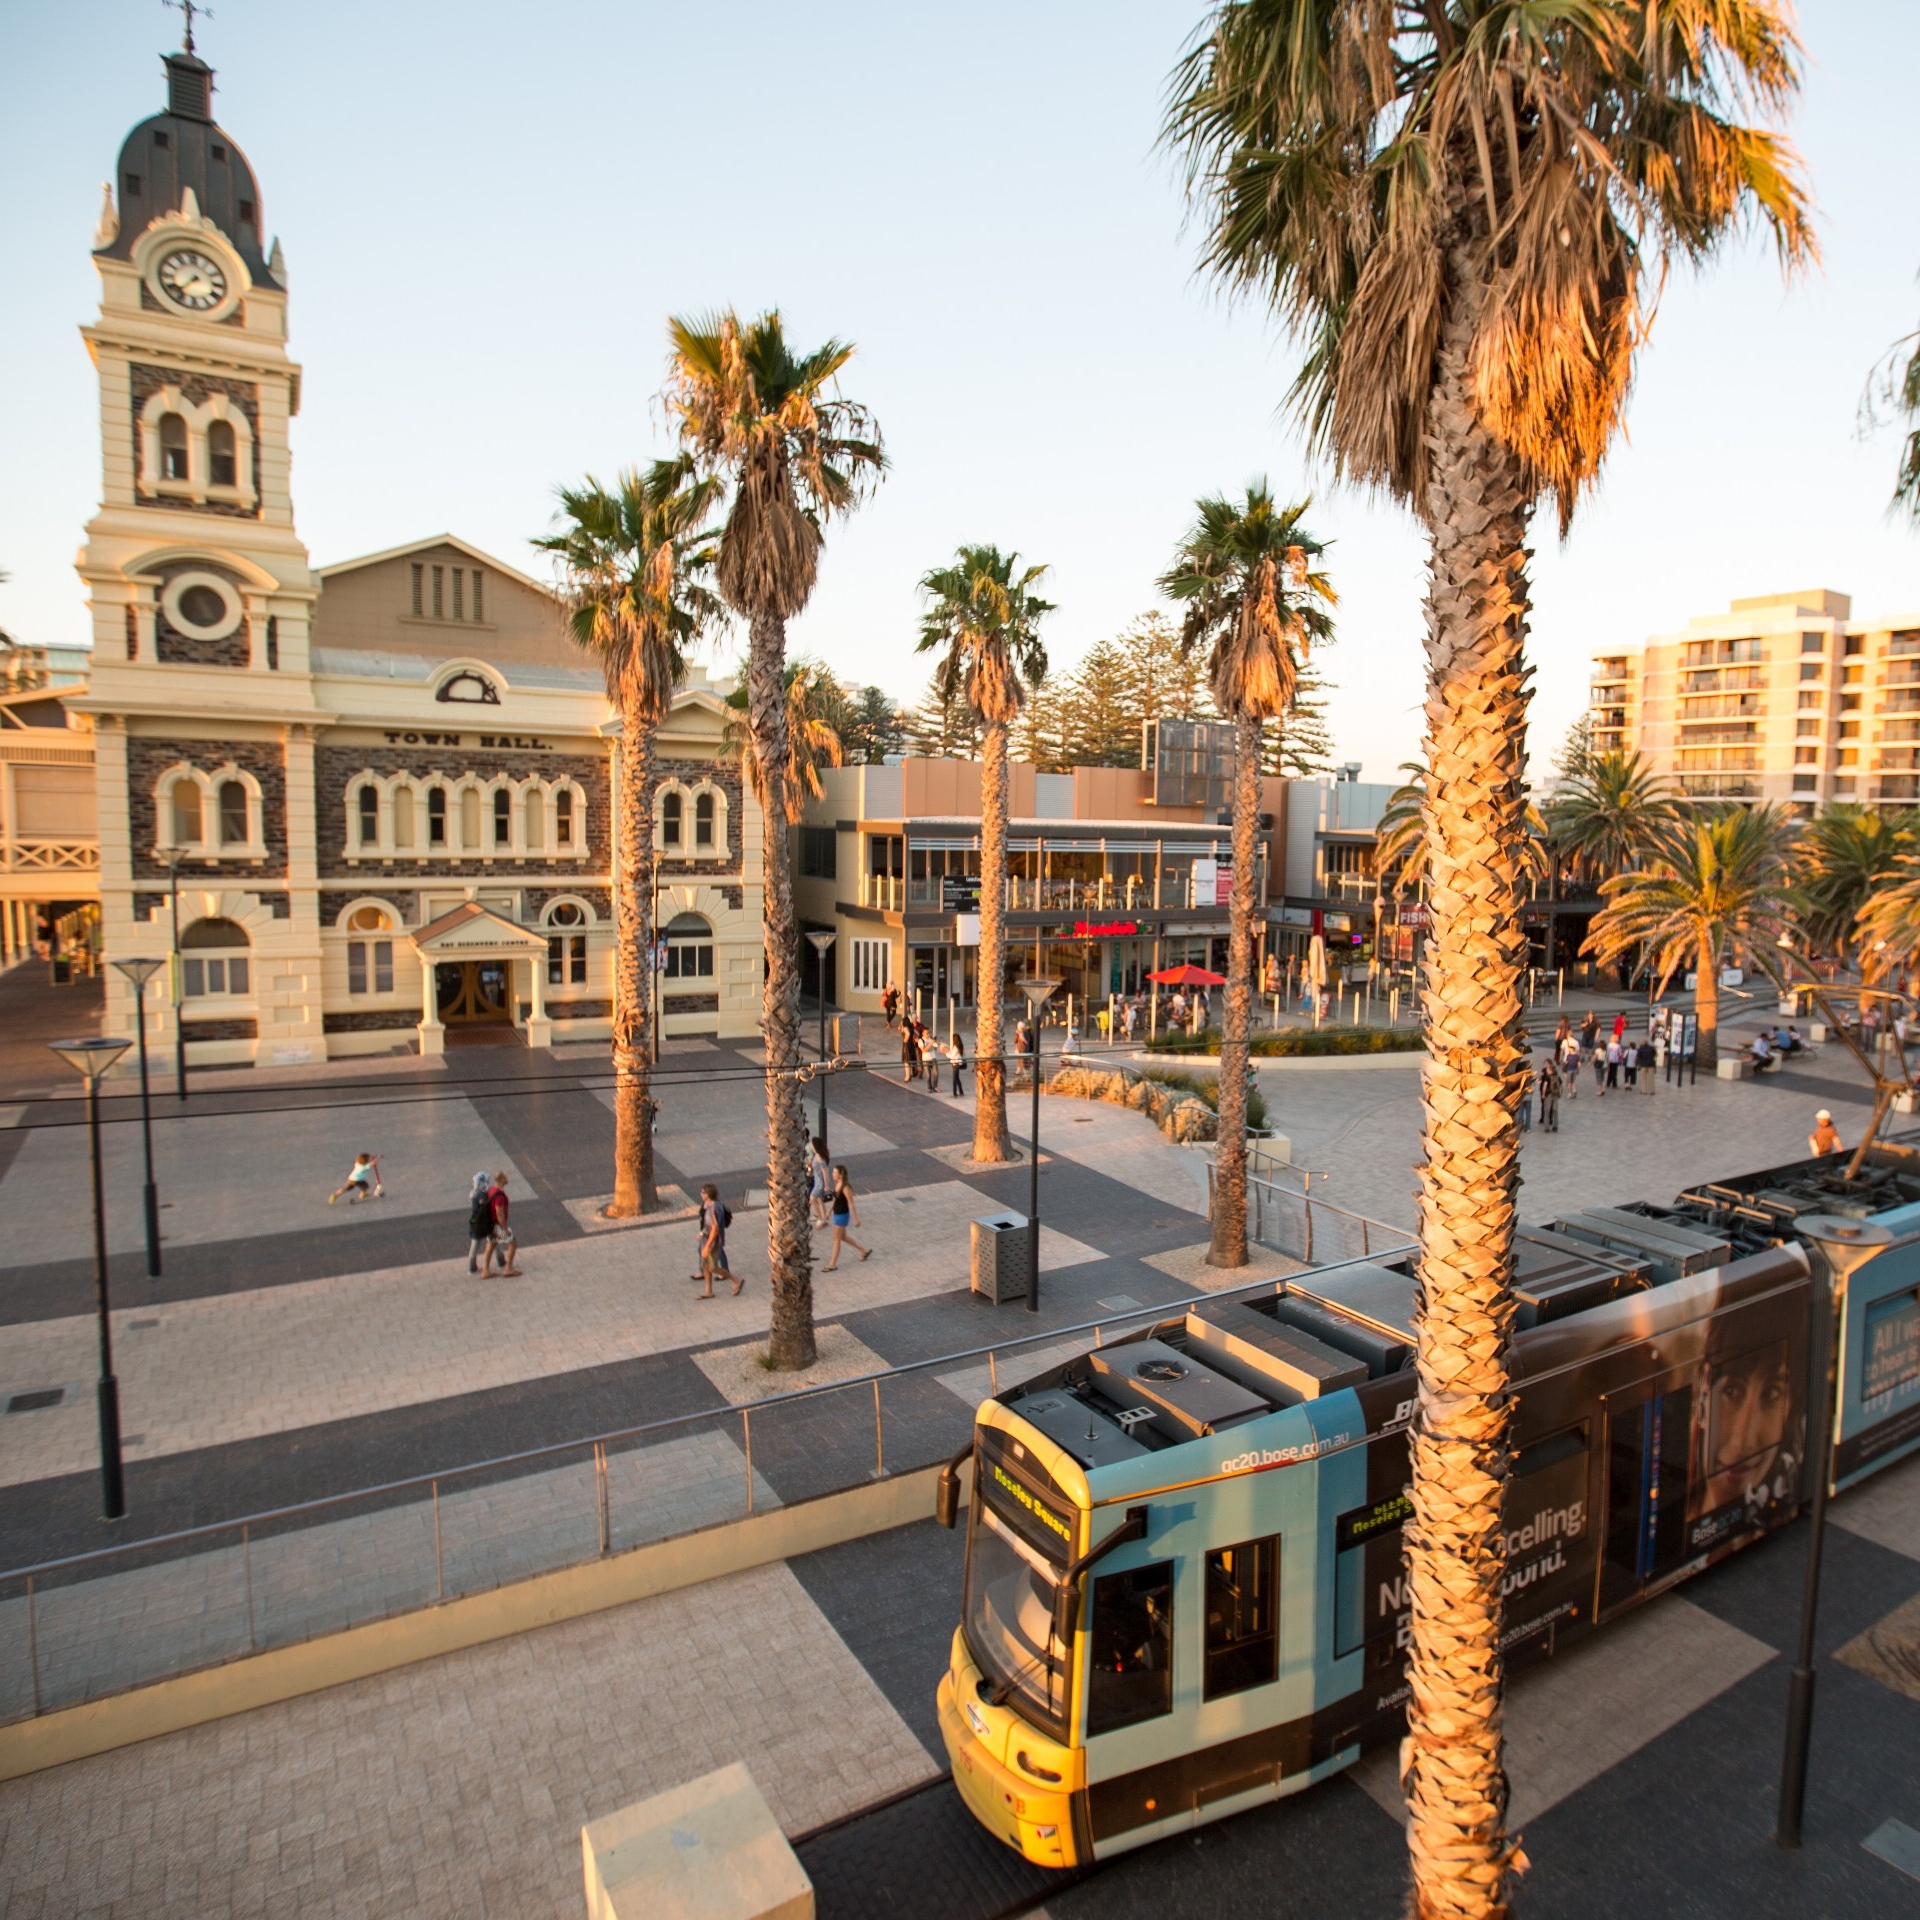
[1590,589,1920,809]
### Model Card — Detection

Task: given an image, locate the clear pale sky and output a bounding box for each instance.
[3,1,1915,779]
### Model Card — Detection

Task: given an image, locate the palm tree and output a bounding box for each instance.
[1159,485,1334,1267]
[1857,853,1920,979]
[1799,805,1914,965]
[1543,749,1680,889]
[724,656,849,823]
[1376,762,1435,900]
[664,310,885,1371]
[534,459,721,1217]
[915,546,1055,1163]
[1167,10,1811,1909]
[1584,807,1801,1068]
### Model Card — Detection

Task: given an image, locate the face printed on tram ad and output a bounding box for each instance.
[1686,1336,1799,1550]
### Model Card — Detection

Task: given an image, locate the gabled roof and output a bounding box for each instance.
[315,534,554,599]
[411,901,548,953]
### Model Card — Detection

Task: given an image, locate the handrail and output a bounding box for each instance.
[0,1243,1403,1588]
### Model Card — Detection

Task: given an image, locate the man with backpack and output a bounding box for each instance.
[485,1171,520,1277]
[695,1183,738,1298]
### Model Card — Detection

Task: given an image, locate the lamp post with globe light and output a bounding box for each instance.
[805,930,837,1155]
[47,1034,135,1520]
[111,956,166,1278]
[1018,975,1060,1313]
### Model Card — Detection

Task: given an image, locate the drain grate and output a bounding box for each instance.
[6,1389,64,1414]
[128,1318,160,1330]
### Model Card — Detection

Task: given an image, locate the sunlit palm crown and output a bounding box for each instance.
[534,459,723,721]
[1542,747,1678,882]
[916,545,1055,727]
[1165,0,1813,528]
[724,658,849,824]
[1158,484,1334,717]
[1798,805,1915,962]
[1587,803,1801,986]
[664,310,885,619]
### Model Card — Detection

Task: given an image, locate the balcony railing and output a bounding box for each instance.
[1,839,99,873]
[1676,775,1761,798]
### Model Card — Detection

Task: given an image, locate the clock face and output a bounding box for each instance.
[156,248,228,312]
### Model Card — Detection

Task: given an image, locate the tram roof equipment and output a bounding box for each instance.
[1183,1298,1369,1403]
[1085,1338,1269,1441]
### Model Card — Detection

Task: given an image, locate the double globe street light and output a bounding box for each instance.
[1018,975,1060,1314]
[46,1034,135,1522]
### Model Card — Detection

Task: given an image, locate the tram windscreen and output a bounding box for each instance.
[965,1449,1075,1740]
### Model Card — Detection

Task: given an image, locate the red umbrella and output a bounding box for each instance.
[1146,963,1226,986]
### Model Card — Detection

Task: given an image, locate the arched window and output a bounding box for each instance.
[392,785,415,850]
[493,788,512,847]
[694,791,715,850]
[358,785,379,847]
[661,790,683,849]
[208,419,237,488]
[427,788,447,847]
[555,787,575,848]
[170,779,203,845]
[218,779,249,847]
[159,413,189,482]
[664,912,714,980]
[460,788,481,848]
[545,899,588,986]
[523,789,544,850]
[180,916,251,997]
[344,904,394,996]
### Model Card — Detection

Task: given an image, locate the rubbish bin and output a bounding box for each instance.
[832,1012,862,1057]
[971,1211,1031,1304]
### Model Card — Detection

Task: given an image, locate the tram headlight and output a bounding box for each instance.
[965,1701,990,1739]
[1016,1750,1063,1783]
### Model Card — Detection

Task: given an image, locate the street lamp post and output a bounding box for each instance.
[111,957,166,1278]
[1019,975,1060,1314]
[159,845,188,1101]
[805,930,837,1155]
[48,1034,135,1521]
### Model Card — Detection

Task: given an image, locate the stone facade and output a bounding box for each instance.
[127,735,288,880]
[128,361,261,521]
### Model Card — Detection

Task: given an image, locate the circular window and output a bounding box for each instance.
[548,902,585,928]
[178,585,227,627]
[347,905,393,932]
[161,570,243,640]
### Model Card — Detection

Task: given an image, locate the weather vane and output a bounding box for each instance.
[164,0,212,55]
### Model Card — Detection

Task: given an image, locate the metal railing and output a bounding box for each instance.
[0,1242,1401,1727]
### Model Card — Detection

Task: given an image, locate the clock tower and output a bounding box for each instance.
[77,39,330,1066]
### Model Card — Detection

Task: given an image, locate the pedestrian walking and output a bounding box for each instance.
[695,1182,738,1297]
[1636,1037,1655,1093]
[485,1170,520,1276]
[1013,1018,1033,1087]
[882,981,900,1030]
[1592,1038,1608,1097]
[1580,1011,1600,1061]
[1519,1052,1534,1132]
[925,1029,942,1093]
[948,1034,967,1097]
[1604,1036,1622,1092]
[1809,1109,1844,1157]
[466,1170,494,1273]
[328,1150,384,1205]
[1612,1011,1628,1046]
[1560,1029,1581,1099]
[902,1018,920,1083]
[1538,1058,1561,1132]
[808,1136,832,1227]
[821,1165,870,1269]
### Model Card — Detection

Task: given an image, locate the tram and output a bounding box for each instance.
[934,1144,1920,1868]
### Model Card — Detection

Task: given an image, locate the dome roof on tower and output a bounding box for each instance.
[98,51,274,284]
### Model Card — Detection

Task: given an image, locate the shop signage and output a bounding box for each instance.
[953,913,981,948]
[1074,920,1139,938]
[941,874,981,911]
[1397,904,1430,928]
[380,731,554,750]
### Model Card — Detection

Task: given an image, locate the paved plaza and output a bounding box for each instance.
[1,982,1915,1915]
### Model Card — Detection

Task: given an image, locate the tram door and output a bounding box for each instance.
[1598,1381,1694,1618]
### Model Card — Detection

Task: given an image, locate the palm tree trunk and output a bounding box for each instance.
[972,716,1014,1161]
[1402,268,1531,1920]
[1694,932,1720,1070]
[1208,710,1258,1267]
[608,703,659,1215]
[749,609,816,1370]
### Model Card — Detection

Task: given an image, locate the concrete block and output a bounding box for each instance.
[1716,1057,1750,1081]
[1895,1091,1917,1116]
[582,1763,811,1920]
[1808,1022,1829,1044]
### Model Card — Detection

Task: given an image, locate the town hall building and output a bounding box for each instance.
[76,44,766,1066]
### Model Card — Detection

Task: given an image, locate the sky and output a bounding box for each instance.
[3,0,1916,781]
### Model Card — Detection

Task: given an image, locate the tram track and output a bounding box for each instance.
[793,1773,1101,1919]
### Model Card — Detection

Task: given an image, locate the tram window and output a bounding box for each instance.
[1087,1561,1174,1736]
[1203,1536,1279,1699]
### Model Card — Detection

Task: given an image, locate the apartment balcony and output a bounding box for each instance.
[1874,776,1920,803]
[1,837,99,874]
[862,866,1263,916]
[1676,774,1761,799]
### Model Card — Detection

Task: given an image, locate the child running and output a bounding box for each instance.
[821,1165,870,1270]
[328,1151,383,1206]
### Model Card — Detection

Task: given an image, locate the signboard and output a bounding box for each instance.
[654,939,669,974]
[1074,920,1139,938]
[1397,903,1430,929]
[941,874,981,912]
[953,913,981,948]
[1191,859,1231,907]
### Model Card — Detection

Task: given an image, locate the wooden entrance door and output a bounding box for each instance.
[437,960,512,1024]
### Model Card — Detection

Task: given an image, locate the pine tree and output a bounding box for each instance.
[904,673,984,757]
[842,683,908,763]
[1014,673,1074,770]
[1063,639,1139,766]
[1262,668,1336,776]
[1116,610,1214,731]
